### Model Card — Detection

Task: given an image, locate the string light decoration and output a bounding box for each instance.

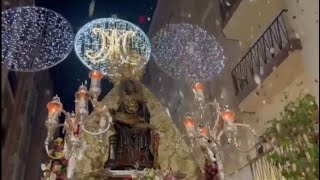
[74,18,151,81]
[1,6,74,72]
[152,23,226,83]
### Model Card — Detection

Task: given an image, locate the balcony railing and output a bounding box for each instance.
[219,0,243,28]
[231,10,302,100]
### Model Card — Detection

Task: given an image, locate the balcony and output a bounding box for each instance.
[220,0,285,56]
[231,10,303,110]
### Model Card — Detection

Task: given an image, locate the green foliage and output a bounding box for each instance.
[265,94,319,180]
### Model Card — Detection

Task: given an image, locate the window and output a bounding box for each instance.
[8,71,17,97]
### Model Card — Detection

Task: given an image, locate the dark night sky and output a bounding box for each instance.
[35,0,157,112]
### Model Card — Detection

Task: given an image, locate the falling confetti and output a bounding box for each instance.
[225,1,231,6]
[259,66,264,75]
[269,47,275,54]
[88,0,95,17]
[165,108,171,117]
[220,87,227,99]
[147,17,151,21]
[238,41,242,47]
[215,19,220,26]
[139,16,146,24]
[179,90,184,98]
[253,74,261,86]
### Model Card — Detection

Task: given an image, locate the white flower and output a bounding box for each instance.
[49,173,56,180]
[41,163,48,171]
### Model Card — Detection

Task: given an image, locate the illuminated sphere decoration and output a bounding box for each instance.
[74,18,151,76]
[152,23,226,83]
[2,6,74,72]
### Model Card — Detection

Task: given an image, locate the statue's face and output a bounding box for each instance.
[124,81,136,95]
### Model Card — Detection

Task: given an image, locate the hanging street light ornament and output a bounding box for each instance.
[74,18,151,83]
[152,23,226,83]
[1,6,74,72]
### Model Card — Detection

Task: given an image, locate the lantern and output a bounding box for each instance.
[66,115,79,133]
[47,95,63,122]
[192,82,205,102]
[184,115,195,136]
[75,85,90,117]
[221,105,236,122]
[199,126,209,137]
[192,82,204,91]
[88,70,103,98]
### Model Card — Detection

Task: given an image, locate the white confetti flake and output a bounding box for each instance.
[179,90,184,98]
[89,0,95,17]
[253,74,261,86]
[215,19,220,26]
[270,47,275,54]
[165,108,171,117]
[259,66,264,75]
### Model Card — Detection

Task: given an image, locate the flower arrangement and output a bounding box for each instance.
[41,138,68,180]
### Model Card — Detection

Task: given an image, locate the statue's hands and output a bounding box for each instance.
[108,108,117,115]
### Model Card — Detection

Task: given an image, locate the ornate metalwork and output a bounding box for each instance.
[231,10,302,97]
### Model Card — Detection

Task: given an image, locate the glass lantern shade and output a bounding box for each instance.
[199,126,209,137]
[66,116,78,132]
[184,116,195,130]
[89,70,104,80]
[47,98,63,120]
[75,85,90,116]
[88,70,103,97]
[221,108,236,122]
[192,82,204,91]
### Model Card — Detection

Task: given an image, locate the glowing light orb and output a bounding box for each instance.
[1,6,74,72]
[152,23,225,83]
[74,18,151,75]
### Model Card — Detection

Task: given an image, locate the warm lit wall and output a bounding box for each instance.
[284,0,319,101]
[246,73,318,136]
[223,0,285,57]
[230,72,319,173]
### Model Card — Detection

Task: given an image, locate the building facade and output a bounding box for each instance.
[220,0,319,178]
[146,0,318,177]
[1,1,54,180]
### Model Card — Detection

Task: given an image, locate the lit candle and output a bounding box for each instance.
[199,126,209,138]
[47,95,63,123]
[192,82,205,102]
[75,85,89,116]
[184,116,195,136]
[66,115,78,134]
[89,70,103,98]
[221,105,236,124]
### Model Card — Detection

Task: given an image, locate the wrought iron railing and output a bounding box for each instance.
[250,150,283,180]
[219,0,243,28]
[231,10,302,98]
